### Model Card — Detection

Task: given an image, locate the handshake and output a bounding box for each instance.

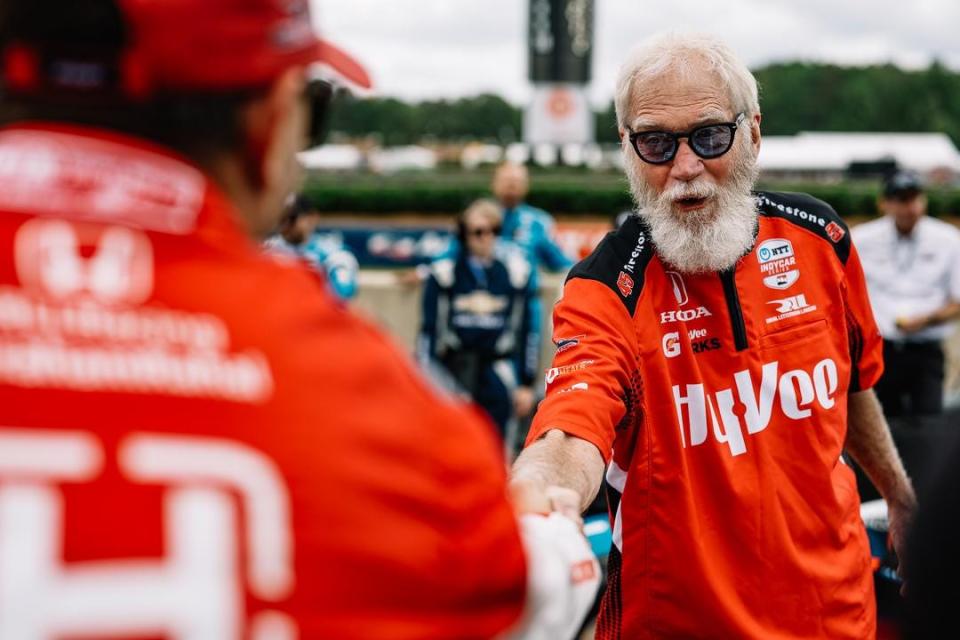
[506,483,602,640]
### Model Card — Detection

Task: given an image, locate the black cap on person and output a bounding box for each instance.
[883,170,924,199]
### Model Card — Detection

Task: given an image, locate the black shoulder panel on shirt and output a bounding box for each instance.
[565,214,653,316]
[756,191,852,265]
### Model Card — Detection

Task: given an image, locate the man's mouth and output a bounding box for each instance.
[673,196,709,211]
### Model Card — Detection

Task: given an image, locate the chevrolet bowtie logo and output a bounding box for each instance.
[453,291,508,315]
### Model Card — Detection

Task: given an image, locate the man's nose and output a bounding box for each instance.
[669,139,705,182]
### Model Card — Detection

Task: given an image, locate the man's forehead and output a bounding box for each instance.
[466,210,497,226]
[624,68,732,129]
[496,165,528,180]
[627,101,731,131]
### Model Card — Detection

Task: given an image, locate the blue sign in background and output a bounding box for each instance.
[317,225,455,268]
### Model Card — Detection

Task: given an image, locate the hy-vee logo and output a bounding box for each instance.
[672,358,838,457]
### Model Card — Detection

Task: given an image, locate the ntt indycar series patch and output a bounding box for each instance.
[526,191,883,639]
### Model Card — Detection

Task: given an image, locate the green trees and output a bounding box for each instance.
[326,93,522,145]
[752,61,960,144]
[323,62,960,147]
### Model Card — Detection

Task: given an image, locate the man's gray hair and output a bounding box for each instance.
[614,33,760,129]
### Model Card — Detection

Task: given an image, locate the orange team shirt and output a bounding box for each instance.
[528,192,883,640]
[0,124,526,639]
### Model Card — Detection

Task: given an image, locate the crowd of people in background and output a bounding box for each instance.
[275,162,574,450]
[271,166,960,470]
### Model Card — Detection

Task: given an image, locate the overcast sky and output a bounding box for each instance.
[314,0,960,107]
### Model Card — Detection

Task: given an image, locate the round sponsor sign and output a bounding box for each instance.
[547,88,575,119]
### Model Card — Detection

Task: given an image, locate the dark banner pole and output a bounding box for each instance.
[528,0,594,85]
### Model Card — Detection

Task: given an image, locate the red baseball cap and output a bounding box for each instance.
[2,0,371,96]
[120,0,371,91]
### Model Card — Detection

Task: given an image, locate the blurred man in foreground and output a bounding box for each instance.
[511,32,916,638]
[418,199,537,442]
[0,1,597,637]
[853,170,960,417]
[265,193,359,301]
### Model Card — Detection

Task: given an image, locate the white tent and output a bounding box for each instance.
[758,132,960,176]
[369,146,437,173]
[298,145,364,171]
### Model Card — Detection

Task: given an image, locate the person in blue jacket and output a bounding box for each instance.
[492,162,573,275]
[409,163,574,383]
[490,162,573,400]
[265,194,359,301]
[410,162,573,276]
[418,199,537,439]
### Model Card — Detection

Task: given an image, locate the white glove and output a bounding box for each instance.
[504,512,602,640]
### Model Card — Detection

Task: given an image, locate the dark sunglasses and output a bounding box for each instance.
[304,78,334,149]
[627,112,746,165]
[466,226,499,238]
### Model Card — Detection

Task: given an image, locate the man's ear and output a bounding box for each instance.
[750,112,762,155]
[241,67,306,189]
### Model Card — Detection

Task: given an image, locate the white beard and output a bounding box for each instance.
[627,142,760,274]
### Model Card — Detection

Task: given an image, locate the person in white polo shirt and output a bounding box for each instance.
[853,170,960,417]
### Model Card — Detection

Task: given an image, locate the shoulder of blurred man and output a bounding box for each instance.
[916,215,960,243]
[514,202,557,230]
[850,213,892,242]
[0,122,495,498]
[493,240,533,290]
[428,256,457,288]
[158,259,533,637]
[0,122,465,415]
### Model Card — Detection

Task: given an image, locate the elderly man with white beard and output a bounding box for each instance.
[510,33,916,639]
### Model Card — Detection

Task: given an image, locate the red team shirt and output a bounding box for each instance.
[0,124,526,639]
[528,193,884,639]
